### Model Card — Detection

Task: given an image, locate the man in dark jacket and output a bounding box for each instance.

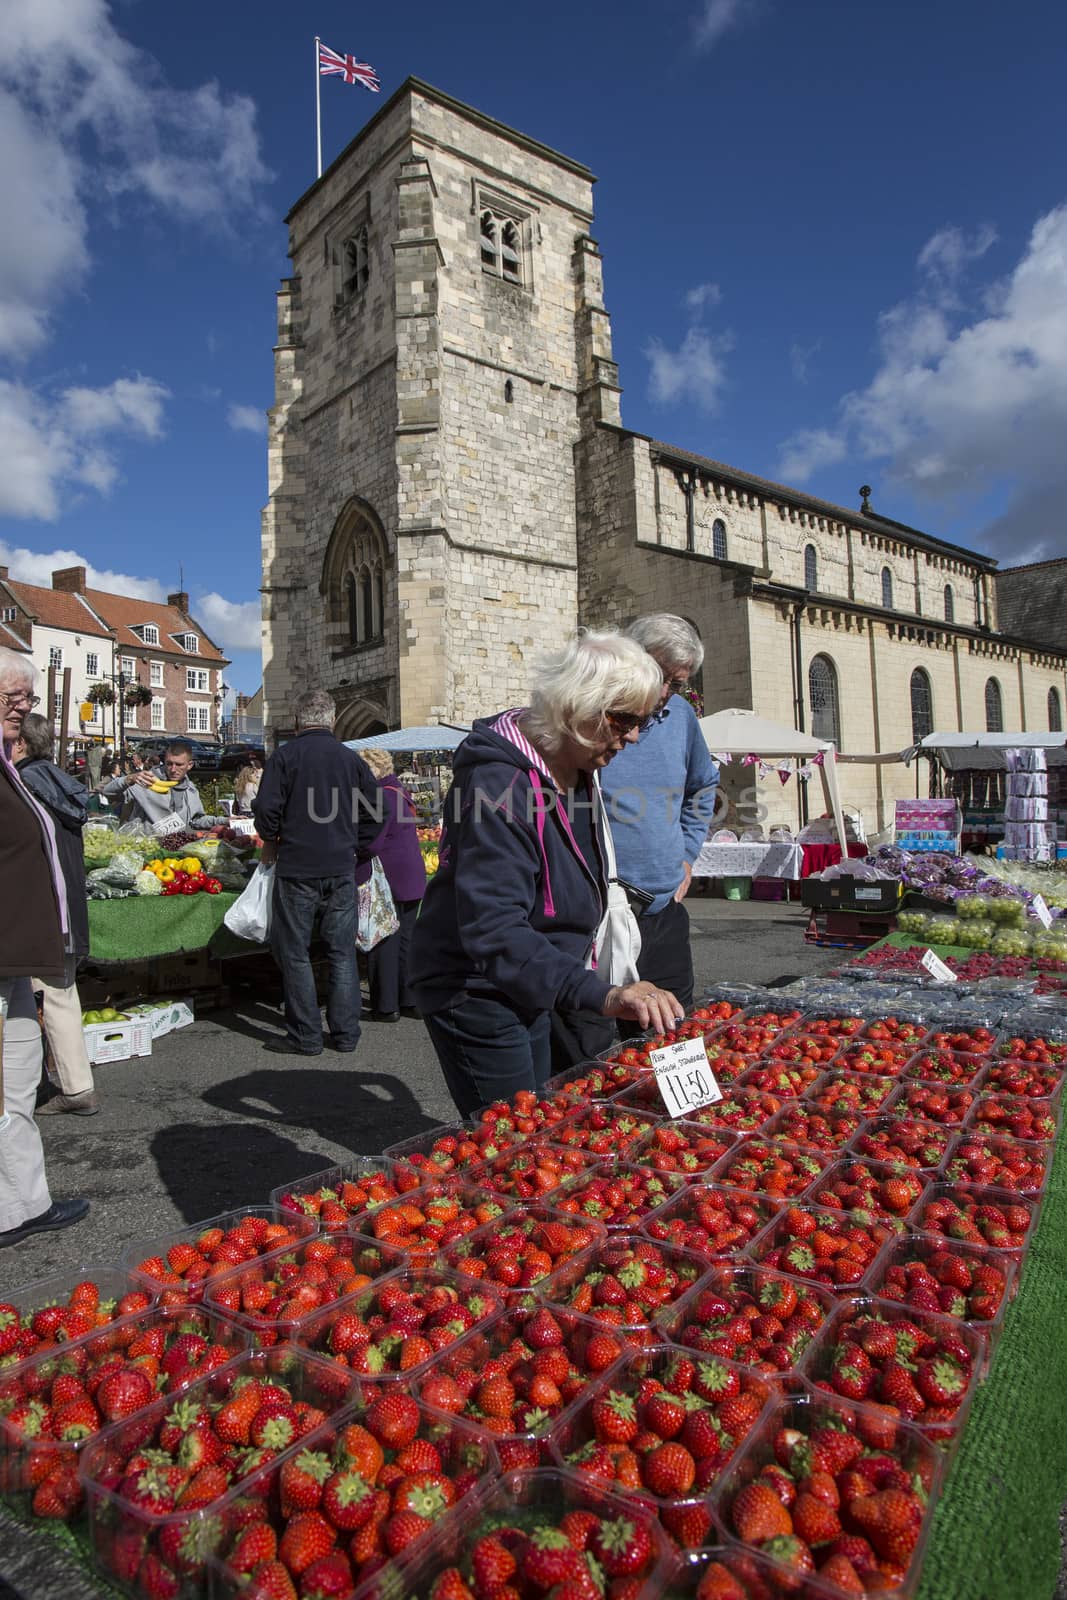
[254,689,381,1055]
[0,647,89,1245]
[13,713,99,1115]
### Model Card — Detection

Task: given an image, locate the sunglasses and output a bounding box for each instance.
[604,708,656,735]
[0,692,40,711]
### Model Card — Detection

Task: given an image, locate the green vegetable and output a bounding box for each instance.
[134,869,163,896]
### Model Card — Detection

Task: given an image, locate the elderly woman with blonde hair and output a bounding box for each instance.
[358,745,427,1020]
[408,630,682,1117]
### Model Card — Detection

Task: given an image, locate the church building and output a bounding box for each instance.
[260,77,1067,833]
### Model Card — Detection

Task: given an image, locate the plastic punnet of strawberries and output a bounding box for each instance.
[903,1049,988,1086]
[440,1209,605,1294]
[709,1022,789,1059]
[129,1211,315,1305]
[800,1014,866,1040]
[942,1133,1049,1193]
[211,1391,498,1597]
[967,1093,1058,1143]
[550,1106,661,1159]
[549,1165,687,1229]
[982,1057,1064,1098]
[912,1186,1036,1254]
[761,1104,864,1152]
[737,1061,822,1097]
[809,1157,927,1221]
[631,1121,736,1181]
[538,1237,709,1335]
[833,1042,913,1077]
[474,1088,586,1141]
[415,1302,632,1465]
[293,1271,502,1381]
[802,1300,982,1442]
[553,1345,772,1547]
[802,1071,898,1114]
[204,1235,399,1344]
[0,1277,154,1371]
[747,1204,904,1291]
[473,1143,595,1202]
[870,1237,1016,1324]
[927,1027,997,1057]
[662,1264,832,1373]
[714,1140,829,1200]
[862,1016,928,1047]
[642,1184,781,1260]
[717,1393,941,1595]
[546,1059,644,1100]
[272,1164,400,1227]
[997,1031,1067,1063]
[886,1080,977,1125]
[697,1048,759,1085]
[848,1115,951,1171]
[759,1033,842,1069]
[355,1181,515,1268]
[386,1123,529,1190]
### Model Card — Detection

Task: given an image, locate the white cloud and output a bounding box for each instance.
[917,223,997,288]
[777,427,847,484]
[0,537,165,600]
[194,593,262,654]
[789,339,821,384]
[0,376,170,519]
[227,403,268,436]
[693,0,755,50]
[684,282,722,316]
[646,328,732,412]
[776,205,1067,560]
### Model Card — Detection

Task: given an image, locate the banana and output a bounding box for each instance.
[149,780,178,793]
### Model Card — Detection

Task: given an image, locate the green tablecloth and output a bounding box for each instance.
[86,892,260,962]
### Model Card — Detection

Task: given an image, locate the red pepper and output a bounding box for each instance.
[203,879,221,895]
[181,882,199,894]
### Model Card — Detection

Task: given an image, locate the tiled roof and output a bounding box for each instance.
[0,620,30,652]
[84,590,228,663]
[996,564,1067,654]
[3,581,113,637]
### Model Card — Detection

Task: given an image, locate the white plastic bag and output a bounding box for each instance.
[223,863,275,944]
[588,779,641,986]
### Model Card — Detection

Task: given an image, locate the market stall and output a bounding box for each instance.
[916,730,1067,855]
[697,707,850,848]
[692,836,803,880]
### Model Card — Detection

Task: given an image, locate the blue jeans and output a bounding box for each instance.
[271,875,361,1052]
[423,996,552,1119]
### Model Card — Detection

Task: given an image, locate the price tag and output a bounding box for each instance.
[1032,895,1053,929]
[152,813,186,838]
[920,948,958,983]
[649,1036,723,1118]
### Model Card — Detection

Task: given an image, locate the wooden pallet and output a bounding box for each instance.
[804,908,897,949]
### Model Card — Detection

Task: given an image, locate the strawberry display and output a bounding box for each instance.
[539,1237,708,1335]
[803,1301,981,1441]
[714,1139,829,1200]
[546,1059,643,1100]
[927,1027,997,1057]
[551,1105,660,1158]
[709,1022,790,1059]
[473,1143,595,1202]
[809,1157,928,1221]
[610,1078,784,1131]
[802,1070,898,1114]
[386,1123,529,1189]
[802,1014,866,1040]
[942,1132,1049,1192]
[834,1041,913,1076]
[642,1184,780,1260]
[550,1165,687,1229]
[205,1235,399,1344]
[0,1278,153,1372]
[554,1346,771,1545]
[747,1204,903,1291]
[967,1093,1058,1143]
[718,1393,940,1594]
[0,1306,245,1516]
[698,1048,759,1085]
[761,1033,842,1068]
[441,1209,605,1294]
[903,1049,988,1085]
[690,1000,747,1026]
[357,1181,515,1268]
[474,1087,585,1141]
[848,1115,951,1171]
[631,1121,736,1180]
[997,1032,1067,1064]
[870,1236,1016,1324]
[886,1079,977,1125]
[863,1016,927,1047]
[663,1263,831,1372]
[273,1165,399,1226]
[416,1303,632,1459]
[982,1057,1064,1099]
[129,1211,315,1305]
[294,1272,502,1380]
[761,1103,864,1151]
[912,1185,1036,1253]
[738,1060,822,1096]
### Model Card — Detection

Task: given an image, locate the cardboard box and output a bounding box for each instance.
[122,998,195,1039]
[150,951,219,994]
[801,879,902,913]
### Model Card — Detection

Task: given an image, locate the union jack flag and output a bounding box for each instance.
[318,42,380,92]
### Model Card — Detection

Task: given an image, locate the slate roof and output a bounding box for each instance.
[996,560,1067,654]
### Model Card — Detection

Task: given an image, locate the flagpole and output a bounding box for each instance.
[314,35,323,178]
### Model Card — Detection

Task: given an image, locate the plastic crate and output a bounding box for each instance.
[472,1141,599,1203]
[806,1154,931,1222]
[801,1068,900,1114]
[384,1119,531,1189]
[743,1201,906,1293]
[865,1229,1019,1342]
[941,1129,1052,1194]
[539,1160,688,1230]
[0,1264,155,1374]
[847,1113,953,1172]
[965,1091,1060,1144]
[627,1119,739,1183]
[711,1136,832,1201]
[884,1077,979,1126]
[760,1101,866,1152]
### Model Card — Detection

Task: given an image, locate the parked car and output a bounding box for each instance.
[186,739,222,772]
[220,742,264,771]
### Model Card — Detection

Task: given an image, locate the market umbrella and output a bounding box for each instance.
[344,724,470,752]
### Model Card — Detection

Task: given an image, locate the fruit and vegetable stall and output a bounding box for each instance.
[2,967,1067,1600]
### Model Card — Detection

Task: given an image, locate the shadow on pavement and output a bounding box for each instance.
[199,1067,441,1161]
[148,1120,344,1224]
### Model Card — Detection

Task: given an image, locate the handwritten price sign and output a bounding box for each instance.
[649,1035,723,1118]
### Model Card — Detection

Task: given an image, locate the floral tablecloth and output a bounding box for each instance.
[692,840,804,879]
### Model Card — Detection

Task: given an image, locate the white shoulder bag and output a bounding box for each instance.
[588,779,642,986]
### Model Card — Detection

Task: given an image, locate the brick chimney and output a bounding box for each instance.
[53,566,87,594]
[0,566,7,579]
[167,591,189,613]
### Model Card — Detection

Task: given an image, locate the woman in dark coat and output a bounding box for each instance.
[360,749,428,1020]
[12,713,99,1115]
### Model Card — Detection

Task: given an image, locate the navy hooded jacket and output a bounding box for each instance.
[408,713,613,1020]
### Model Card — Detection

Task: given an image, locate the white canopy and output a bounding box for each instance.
[697,707,848,848]
[918,730,1067,750]
[345,724,470,752]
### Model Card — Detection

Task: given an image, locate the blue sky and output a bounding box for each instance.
[1,0,1065,696]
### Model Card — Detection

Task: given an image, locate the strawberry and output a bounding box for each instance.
[590,1389,638,1443]
[228,1521,278,1573]
[642,1440,696,1496]
[279,1449,333,1513]
[279,1510,337,1576]
[792,1490,841,1545]
[365,1391,420,1448]
[589,1513,654,1577]
[97,1366,155,1423]
[731,1480,793,1541]
[300,1552,354,1598]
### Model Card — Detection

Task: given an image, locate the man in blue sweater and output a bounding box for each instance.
[600,615,719,1017]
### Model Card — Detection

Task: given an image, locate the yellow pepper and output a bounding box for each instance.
[180,857,202,876]
[158,867,176,884]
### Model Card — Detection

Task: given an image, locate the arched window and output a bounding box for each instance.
[374,566,385,635]
[1049,688,1062,733]
[985,677,1003,733]
[345,575,358,645]
[480,208,525,285]
[321,498,389,650]
[712,519,728,560]
[881,567,893,609]
[341,226,369,302]
[944,584,954,623]
[359,567,373,642]
[910,668,933,742]
[804,544,818,592]
[808,654,840,745]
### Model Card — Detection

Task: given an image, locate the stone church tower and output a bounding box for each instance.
[261,78,619,739]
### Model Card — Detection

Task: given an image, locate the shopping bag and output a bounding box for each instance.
[357,858,399,952]
[587,778,642,986]
[223,864,275,943]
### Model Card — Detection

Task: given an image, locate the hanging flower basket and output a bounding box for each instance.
[124,684,153,708]
[681,686,705,716]
[86,682,115,707]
